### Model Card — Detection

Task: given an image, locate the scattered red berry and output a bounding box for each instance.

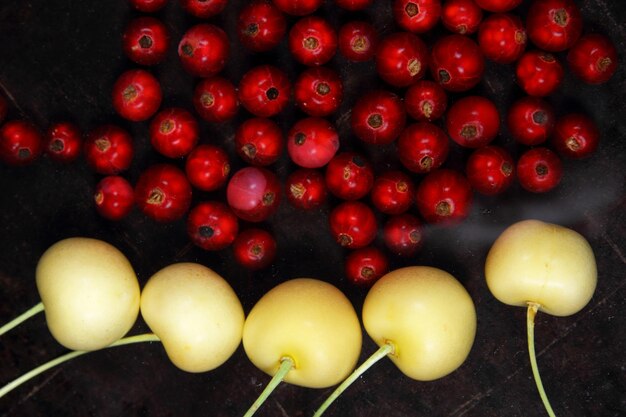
[122,16,169,66]
[466,145,515,195]
[192,77,239,123]
[446,96,500,148]
[404,80,448,122]
[237,0,287,53]
[344,246,389,287]
[149,108,199,158]
[135,164,193,222]
[272,0,323,16]
[370,170,415,215]
[478,13,527,64]
[235,117,284,166]
[45,121,82,163]
[567,33,619,85]
[382,213,423,256]
[329,201,378,249]
[337,21,378,62]
[552,113,600,159]
[128,0,168,13]
[226,166,281,222]
[441,0,483,35]
[0,120,43,166]
[515,50,564,97]
[325,152,375,201]
[335,0,373,10]
[507,96,555,145]
[431,34,485,92]
[294,67,343,117]
[238,65,291,117]
[187,201,239,251]
[111,69,162,122]
[289,16,337,66]
[351,90,406,145]
[94,176,135,221]
[285,168,328,210]
[397,122,450,173]
[516,147,563,193]
[185,144,231,192]
[526,0,582,52]
[232,228,277,270]
[392,0,442,34]
[84,125,134,175]
[375,32,429,87]
[178,24,229,78]
[416,169,473,224]
[473,0,522,13]
[179,0,227,18]
[287,117,339,168]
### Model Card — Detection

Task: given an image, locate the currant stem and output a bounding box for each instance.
[243,356,295,417]
[313,342,394,417]
[527,302,557,417]
[0,333,160,399]
[0,302,44,337]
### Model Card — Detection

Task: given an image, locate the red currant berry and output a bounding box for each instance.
[404,80,448,122]
[335,0,373,10]
[226,166,281,222]
[180,0,227,18]
[416,169,473,224]
[289,16,337,66]
[507,96,555,145]
[552,113,600,159]
[446,96,500,148]
[111,69,162,122]
[294,67,343,117]
[232,228,277,270]
[235,117,284,166]
[238,65,291,117]
[187,201,239,251]
[466,145,515,195]
[238,0,287,52]
[286,168,328,210]
[329,201,377,249]
[441,0,483,35]
[392,0,442,34]
[135,164,193,222]
[515,50,564,97]
[473,0,521,12]
[516,147,563,193]
[84,125,133,175]
[526,0,582,52]
[478,13,527,64]
[431,34,485,92]
[567,33,619,85]
[383,213,423,256]
[128,0,168,13]
[376,32,429,87]
[370,170,415,215]
[45,121,82,163]
[272,0,323,16]
[193,77,239,123]
[178,24,229,78]
[397,122,450,173]
[325,152,375,201]
[351,90,406,145]
[337,21,378,62]
[0,120,43,166]
[94,176,135,221]
[344,246,389,287]
[185,144,231,192]
[149,108,199,158]
[287,117,339,168]
[122,16,169,66]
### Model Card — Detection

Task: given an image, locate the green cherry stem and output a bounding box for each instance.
[0,302,44,337]
[0,333,160,399]
[313,342,394,417]
[243,356,295,417]
[527,302,556,417]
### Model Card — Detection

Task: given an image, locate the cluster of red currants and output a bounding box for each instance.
[0,0,618,285]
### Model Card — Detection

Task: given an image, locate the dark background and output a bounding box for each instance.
[0,0,625,416]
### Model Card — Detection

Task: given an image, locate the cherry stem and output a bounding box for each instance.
[313,342,394,417]
[243,356,294,417]
[0,333,160,399]
[527,302,557,417]
[0,302,44,337]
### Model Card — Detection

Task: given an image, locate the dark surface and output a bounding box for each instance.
[0,1,625,416]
